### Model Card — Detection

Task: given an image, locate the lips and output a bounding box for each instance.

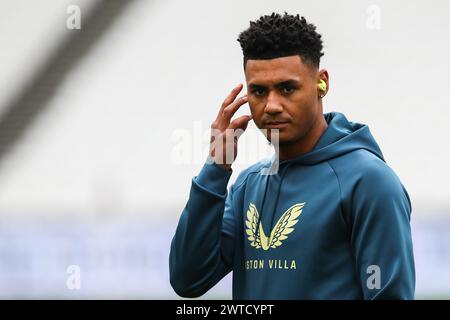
[264,120,290,129]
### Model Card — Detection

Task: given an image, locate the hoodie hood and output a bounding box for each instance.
[257,111,385,240]
[272,111,384,167]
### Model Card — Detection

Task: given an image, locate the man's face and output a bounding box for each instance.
[244,55,326,145]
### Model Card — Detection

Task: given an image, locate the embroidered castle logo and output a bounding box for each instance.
[245,202,305,250]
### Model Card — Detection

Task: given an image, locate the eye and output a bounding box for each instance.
[252,88,266,96]
[281,86,295,94]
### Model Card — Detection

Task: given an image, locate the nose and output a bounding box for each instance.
[264,91,283,115]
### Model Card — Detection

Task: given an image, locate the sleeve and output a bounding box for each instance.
[169,160,236,298]
[350,163,415,300]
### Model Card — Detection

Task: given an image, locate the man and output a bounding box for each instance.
[169,12,415,299]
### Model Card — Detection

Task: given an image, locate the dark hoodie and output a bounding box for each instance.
[169,112,415,299]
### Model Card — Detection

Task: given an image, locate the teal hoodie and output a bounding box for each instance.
[169,112,415,299]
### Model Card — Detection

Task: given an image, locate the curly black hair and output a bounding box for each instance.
[237,12,324,68]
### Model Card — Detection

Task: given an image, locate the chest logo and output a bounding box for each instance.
[245,202,305,250]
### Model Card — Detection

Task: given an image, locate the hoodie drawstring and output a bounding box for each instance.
[255,174,270,241]
[268,162,292,235]
[255,161,292,246]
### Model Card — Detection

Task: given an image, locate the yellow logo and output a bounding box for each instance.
[245,202,305,250]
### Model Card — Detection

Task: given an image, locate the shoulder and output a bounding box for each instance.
[329,149,410,207]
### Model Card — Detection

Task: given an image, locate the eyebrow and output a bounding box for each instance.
[248,79,301,89]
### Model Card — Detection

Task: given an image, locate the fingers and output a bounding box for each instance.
[229,114,253,131]
[227,114,252,143]
[222,83,243,111]
[221,94,248,126]
[215,83,243,122]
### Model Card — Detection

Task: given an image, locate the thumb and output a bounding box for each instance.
[229,114,252,131]
[230,115,253,140]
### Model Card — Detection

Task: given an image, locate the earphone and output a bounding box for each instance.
[318,79,327,92]
[318,79,327,98]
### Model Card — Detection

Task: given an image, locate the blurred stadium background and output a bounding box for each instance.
[0,0,449,299]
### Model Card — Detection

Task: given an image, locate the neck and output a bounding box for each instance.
[275,113,328,161]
